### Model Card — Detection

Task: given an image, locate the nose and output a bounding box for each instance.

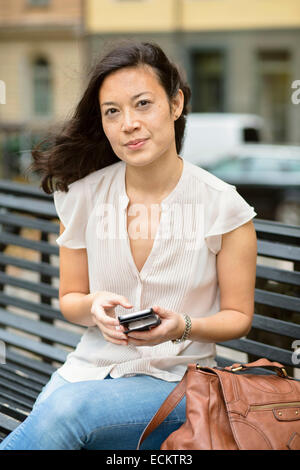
[121,109,140,133]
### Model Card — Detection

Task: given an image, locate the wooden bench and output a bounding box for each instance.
[0,179,299,442]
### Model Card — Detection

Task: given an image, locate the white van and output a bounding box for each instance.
[181,113,265,167]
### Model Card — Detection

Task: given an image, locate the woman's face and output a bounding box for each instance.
[99,65,183,167]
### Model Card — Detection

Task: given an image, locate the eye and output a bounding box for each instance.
[137,99,151,108]
[104,108,118,116]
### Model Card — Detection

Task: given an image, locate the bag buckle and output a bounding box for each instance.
[230,364,288,378]
[280,367,288,377]
[231,365,244,372]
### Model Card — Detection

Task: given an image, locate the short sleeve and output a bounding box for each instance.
[53,178,88,249]
[205,186,257,255]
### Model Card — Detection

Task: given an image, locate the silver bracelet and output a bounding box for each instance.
[172,314,192,344]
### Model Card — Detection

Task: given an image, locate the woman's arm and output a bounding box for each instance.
[58,222,96,326]
[58,222,133,344]
[188,219,257,342]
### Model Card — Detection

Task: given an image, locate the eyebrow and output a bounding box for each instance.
[100,91,153,107]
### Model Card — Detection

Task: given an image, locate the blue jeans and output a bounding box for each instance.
[0,371,186,450]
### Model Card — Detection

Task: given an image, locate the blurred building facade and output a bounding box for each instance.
[86,0,300,146]
[0,0,299,180]
[0,0,86,179]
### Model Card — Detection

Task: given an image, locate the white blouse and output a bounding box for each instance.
[53,158,257,382]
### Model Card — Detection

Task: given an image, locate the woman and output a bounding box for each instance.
[0,41,257,450]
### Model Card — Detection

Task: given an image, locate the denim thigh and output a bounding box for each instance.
[33,370,69,409]
[0,373,186,450]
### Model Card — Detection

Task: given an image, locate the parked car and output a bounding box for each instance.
[201,143,300,224]
[181,113,265,166]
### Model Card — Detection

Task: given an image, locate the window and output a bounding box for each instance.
[191,50,225,112]
[256,50,291,143]
[32,57,52,117]
[27,0,50,6]
[243,127,261,143]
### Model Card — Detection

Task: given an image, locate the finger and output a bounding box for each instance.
[127,330,153,340]
[152,305,164,316]
[102,297,133,322]
[107,295,133,309]
[101,302,115,308]
[101,321,128,341]
[126,324,163,341]
[102,332,128,346]
[100,326,129,345]
[152,305,171,318]
[92,305,119,327]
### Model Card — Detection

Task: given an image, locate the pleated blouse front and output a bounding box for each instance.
[53,158,257,382]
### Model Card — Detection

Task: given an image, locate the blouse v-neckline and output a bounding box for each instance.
[119,158,187,281]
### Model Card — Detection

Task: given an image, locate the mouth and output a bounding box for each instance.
[125,138,149,150]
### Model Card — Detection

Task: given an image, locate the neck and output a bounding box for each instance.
[125,154,183,203]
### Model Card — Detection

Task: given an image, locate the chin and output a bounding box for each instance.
[122,153,159,167]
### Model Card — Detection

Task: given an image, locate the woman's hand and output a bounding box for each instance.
[90,291,133,345]
[126,305,186,346]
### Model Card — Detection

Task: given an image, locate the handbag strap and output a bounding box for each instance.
[136,370,187,450]
[222,358,290,378]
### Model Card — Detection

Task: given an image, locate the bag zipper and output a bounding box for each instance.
[250,401,300,411]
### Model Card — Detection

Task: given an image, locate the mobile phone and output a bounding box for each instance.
[117,308,161,334]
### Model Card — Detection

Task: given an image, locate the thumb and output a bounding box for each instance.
[152,305,168,317]
[107,296,133,308]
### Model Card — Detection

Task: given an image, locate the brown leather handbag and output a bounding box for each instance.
[137,358,300,450]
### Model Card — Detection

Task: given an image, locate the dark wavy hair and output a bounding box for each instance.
[29,41,191,194]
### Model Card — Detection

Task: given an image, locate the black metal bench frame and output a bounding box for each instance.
[0,179,299,442]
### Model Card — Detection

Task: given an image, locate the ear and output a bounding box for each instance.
[171,89,184,121]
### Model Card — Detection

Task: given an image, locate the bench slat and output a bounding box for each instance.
[0,271,58,298]
[218,338,293,365]
[0,376,39,401]
[0,330,68,363]
[0,252,58,278]
[254,219,300,243]
[0,362,49,387]
[0,232,58,255]
[0,310,81,347]
[255,288,300,313]
[0,180,52,201]
[257,239,300,262]
[0,403,31,423]
[0,391,33,412]
[252,313,300,338]
[0,194,56,218]
[0,368,42,393]
[0,292,63,321]
[0,402,29,423]
[5,349,55,377]
[0,411,20,433]
[256,264,300,286]
[0,211,58,234]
